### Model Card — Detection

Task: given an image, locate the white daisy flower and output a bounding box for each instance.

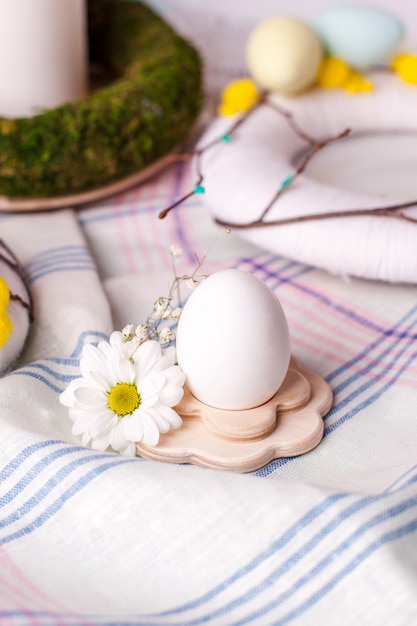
[59,332,185,456]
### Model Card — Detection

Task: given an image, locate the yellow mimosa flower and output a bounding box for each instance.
[218,78,260,116]
[0,277,13,348]
[392,53,417,85]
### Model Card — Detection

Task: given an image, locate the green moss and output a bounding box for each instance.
[0,0,203,198]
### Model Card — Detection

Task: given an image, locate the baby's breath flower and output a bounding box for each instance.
[170,244,182,257]
[158,327,174,344]
[153,298,171,320]
[171,307,182,320]
[122,324,135,341]
[135,324,148,340]
[185,278,196,290]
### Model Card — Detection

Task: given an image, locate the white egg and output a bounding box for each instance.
[176,269,291,410]
[246,16,323,95]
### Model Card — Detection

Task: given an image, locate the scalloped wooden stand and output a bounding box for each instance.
[136,356,333,473]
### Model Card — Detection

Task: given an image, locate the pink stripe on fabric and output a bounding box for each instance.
[132,178,160,271]
[112,195,137,274]
[290,324,417,387]
[281,291,377,345]
[0,544,94,626]
[166,164,205,265]
[237,253,401,335]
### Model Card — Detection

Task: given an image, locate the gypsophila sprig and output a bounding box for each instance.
[122,244,209,361]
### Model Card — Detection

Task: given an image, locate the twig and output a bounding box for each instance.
[214,201,417,230]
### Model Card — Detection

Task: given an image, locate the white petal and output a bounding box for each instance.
[121,412,145,442]
[90,430,112,451]
[120,441,137,457]
[164,365,186,387]
[163,345,177,367]
[80,343,108,377]
[141,413,161,447]
[135,341,164,379]
[81,432,91,446]
[73,385,108,408]
[138,373,165,401]
[157,384,184,408]
[73,410,117,438]
[109,420,128,452]
[154,405,183,430]
[143,406,181,433]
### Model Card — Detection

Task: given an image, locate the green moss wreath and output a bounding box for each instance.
[0,0,202,199]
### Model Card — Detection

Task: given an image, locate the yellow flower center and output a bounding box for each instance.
[108,382,140,417]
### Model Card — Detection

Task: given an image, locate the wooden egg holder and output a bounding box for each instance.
[136,356,333,472]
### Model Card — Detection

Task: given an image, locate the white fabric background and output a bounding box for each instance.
[0,1,417,624]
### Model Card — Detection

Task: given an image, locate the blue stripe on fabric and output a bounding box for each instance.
[78,196,204,226]
[243,257,314,289]
[12,370,64,394]
[0,452,122,531]
[28,248,93,264]
[0,446,89,508]
[18,362,77,383]
[6,329,108,392]
[25,245,97,282]
[257,304,417,476]
[152,472,417,623]
[246,255,417,340]
[28,256,95,276]
[10,492,413,626]
[325,343,417,435]
[328,304,417,386]
[0,458,135,544]
[150,493,347,618]
[272,516,417,626]
[224,485,417,626]
[43,357,80,366]
[28,265,97,283]
[70,330,109,357]
[386,463,417,492]
[80,203,158,224]
[0,441,62,484]
[26,245,93,269]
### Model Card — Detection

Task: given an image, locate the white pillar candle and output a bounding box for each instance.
[0,0,88,119]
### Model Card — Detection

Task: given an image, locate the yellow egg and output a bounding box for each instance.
[246,16,323,95]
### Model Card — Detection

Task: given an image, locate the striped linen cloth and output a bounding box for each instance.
[1,1,417,621]
[0,159,416,625]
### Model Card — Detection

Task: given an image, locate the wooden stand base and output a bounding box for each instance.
[136,356,333,473]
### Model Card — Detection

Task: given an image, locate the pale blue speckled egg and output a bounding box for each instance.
[312,5,404,70]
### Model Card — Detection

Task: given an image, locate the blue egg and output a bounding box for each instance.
[312,5,404,70]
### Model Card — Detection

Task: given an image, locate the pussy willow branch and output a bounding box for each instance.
[257,127,351,222]
[214,201,417,230]
[158,92,417,229]
[159,92,272,220]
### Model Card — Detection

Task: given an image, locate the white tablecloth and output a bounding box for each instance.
[1,1,417,624]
